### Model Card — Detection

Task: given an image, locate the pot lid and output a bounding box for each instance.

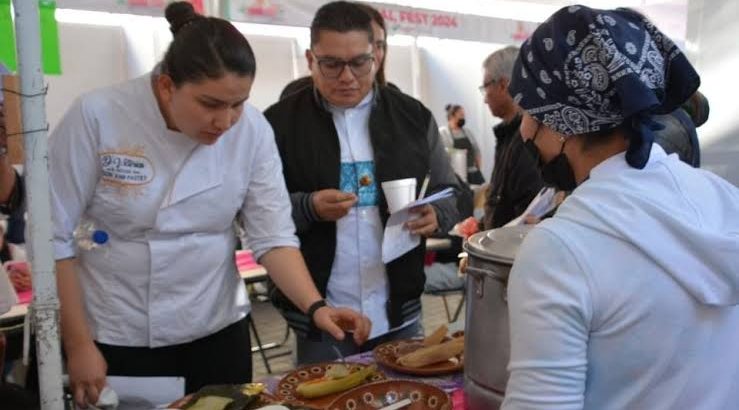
[464,225,534,264]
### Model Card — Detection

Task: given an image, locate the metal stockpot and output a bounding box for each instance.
[462,225,532,410]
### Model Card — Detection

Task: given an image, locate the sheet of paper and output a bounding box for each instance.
[382,188,454,263]
[382,208,418,263]
[107,376,185,410]
[504,187,558,227]
[410,187,455,208]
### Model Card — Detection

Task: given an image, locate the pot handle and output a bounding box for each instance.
[466,265,509,301]
[465,266,507,283]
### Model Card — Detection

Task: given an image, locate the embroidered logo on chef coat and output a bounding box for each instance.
[340,161,378,207]
[100,150,154,186]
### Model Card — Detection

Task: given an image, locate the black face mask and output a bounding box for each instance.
[524,136,578,191]
[457,118,466,128]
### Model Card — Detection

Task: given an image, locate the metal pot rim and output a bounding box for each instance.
[463,225,534,265]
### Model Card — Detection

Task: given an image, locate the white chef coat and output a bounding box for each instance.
[49,74,298,347]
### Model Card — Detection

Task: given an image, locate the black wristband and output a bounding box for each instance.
[306,299,327,324]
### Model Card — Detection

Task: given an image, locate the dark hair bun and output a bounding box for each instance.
[165,1,199,35]
[445,104,452,111]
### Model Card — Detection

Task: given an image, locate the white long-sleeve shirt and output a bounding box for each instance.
[327,91,418,338]
[49,74,298,347]
[503,145,739,409]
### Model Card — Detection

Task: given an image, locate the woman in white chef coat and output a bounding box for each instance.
[49,2,370,407]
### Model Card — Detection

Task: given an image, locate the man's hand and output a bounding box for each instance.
[312,189,357,221]
[313,306,372,346]
[405,204,439,237]
[66,342,108,408]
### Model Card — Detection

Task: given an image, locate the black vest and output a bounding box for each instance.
[265,85,431,333]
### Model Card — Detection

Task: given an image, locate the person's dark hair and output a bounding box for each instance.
[356,2,388,85]
[279,76,314,100]
[357,3,386,35]
[682,90,710,127]
[445,104,462,119]
[579,124,628,152]
[162,1,256,86]
[310,1,374,47]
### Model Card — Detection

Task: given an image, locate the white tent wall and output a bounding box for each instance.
[45,22,127,129]
[246,35,301,109]
[416,38,506,181]
[125,16,171,78]
[686,0,739,186]
[42,20,304,128]
[383,43,416,98]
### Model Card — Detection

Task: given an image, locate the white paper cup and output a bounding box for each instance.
[381,178,417,214]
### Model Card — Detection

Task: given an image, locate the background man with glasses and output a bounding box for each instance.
[480,46,544,229]
[264,1,460,364]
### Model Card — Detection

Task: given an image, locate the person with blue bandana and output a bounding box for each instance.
[502,5,739,409]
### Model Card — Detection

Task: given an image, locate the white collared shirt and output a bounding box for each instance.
[326,91,418,339]
[49,74,298,347]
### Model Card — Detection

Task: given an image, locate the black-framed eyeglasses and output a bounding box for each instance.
[312,52,375,79]
[478,78,496,94]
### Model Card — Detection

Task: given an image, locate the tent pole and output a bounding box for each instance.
[12,0,65,408]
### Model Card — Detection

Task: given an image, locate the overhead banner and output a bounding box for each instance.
[57,0,207,16]
[223,0,538,45]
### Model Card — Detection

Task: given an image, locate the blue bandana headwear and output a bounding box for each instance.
[509,5,700,168]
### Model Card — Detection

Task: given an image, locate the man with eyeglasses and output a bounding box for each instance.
[278,2,396,101]
[480,46,543,230]
[264,1,460,364]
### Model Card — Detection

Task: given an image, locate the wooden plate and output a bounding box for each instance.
[373,339,463,376]
[274,362,386,409]
[327,380,451,410]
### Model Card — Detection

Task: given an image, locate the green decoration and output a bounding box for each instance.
[39,0,61,74]
[0,0,16,72]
